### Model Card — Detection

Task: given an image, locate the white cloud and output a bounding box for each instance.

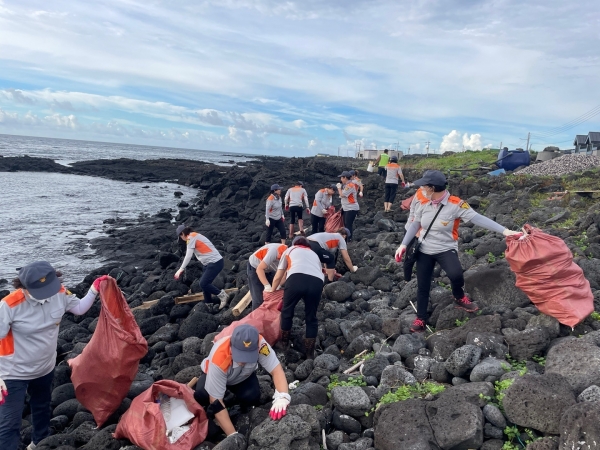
[322,124,339,131]
[440,130,483,152]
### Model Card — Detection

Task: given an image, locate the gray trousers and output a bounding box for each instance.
[247,263,275,310]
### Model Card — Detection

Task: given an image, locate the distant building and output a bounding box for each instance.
[356,149,403,160]
[573,132,600,155]
[574,135,587,152]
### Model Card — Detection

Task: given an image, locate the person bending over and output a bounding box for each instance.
[310,184,335,234]
[307,228,357,281]
[247,243,287,310]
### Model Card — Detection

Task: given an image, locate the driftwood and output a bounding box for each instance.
[174,288,238,305]
[232,291,252,317]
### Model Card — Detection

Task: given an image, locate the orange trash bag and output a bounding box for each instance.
[400,195,414,211]
[69,277,148,427]
[214,289,283,345]
[505,224,594,328]
[114,380,208,450]
[325,209,344,233]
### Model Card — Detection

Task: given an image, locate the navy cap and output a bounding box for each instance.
[413,170,447,187]
[297,181,304,186]
[343,227,351,238]
[18,261,61,300]
[176,224,186,235]
[231,324,260,364]
[271,184,283,191]
[329,184,338,190]
[337,171,352,178]
[348,170,356,176]
[390,156,398,162]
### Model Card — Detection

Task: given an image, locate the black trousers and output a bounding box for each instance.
[289,206,303,224]
[384,183,398,203]
[247,263,274,310]
[308,241,335,269]
[266,218,286,242]
[342,210,358,239]
[415,249,464,321]
[280,273,324,338]
[311,213,326,234]
[378,166,387,177]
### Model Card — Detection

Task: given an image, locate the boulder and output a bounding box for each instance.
[379,365,416,389]
[361,355,390,381]
[331,386,371,417]
[482,404,506,429]
[392,333,426,359]
[324,281,355,302]
[178,310,219,340]
[464,267,530,309]
[465,332,508,358]
[313,354,340,372]
[577,385,600,403]
[436,382,494,408]
[545,339,600,395]
[331,409,362,435]
[426,399,484,450]
[444,345,482,377]
[526,314,560,339]
[350,267,383,286]
[326,431,350,450]
[558,401,600,450]
[289,382,328,407]
[374,399,439,450]
[503,327,551,361]
[248,406,317,450]
[525,437,558,450]
[469,357,506,382]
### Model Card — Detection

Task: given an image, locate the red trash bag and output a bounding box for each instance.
[69,277,148,427]
[114,380,208,450]
[400,195,414,211]
[505,224,594,328]
[325,209,344,233]
[214,289,283,345]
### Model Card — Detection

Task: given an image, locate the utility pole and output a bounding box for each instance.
[338,146,340,157]
[407,146,410,155]
[499,141,502,150]
[525,132,530,152]
[425,141,430,157]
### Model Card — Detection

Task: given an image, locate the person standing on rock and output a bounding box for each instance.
[284,181,310,238]
[384,156,406,212]
[174,225,230,310]
[0,261,107,450]
[272,236,325,359]
[265,184,286,244]
[195,324,290,439]
[337,171,359,241]
[374,149,390,177]
[394,170,522,333]
[247,243,288,310]
[310,184,336,234]
[308,229,358,281]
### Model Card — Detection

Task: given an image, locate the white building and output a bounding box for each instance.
[356,149,403,160]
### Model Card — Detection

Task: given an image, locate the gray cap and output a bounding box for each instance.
[413,170,447,187]
[176,224,186,236]
[337,171,352,178]
[18,261,61,300]
[271,184,283,191]
[231,324,260,363]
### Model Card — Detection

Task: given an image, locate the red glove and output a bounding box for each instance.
[401,182,406,188]
[92,275,110,292]
[285,205,290,211]
[306,208,310,215]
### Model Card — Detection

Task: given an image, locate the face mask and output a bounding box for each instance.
[421,187,432,199]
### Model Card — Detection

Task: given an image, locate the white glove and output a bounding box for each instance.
[336,183,342,189]
[352,265,358,273]
[321,209,327,215]
[503,229,522,237]
[270,391,291,420]
[0,378,7,406]
[174,268,184,280]
[395,244,407,262]
[359,192,363,197]
[263,284,273,293]
[265,219,270,227]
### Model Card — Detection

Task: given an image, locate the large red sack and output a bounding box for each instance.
[400,195,414,211]
[325,210,344,233]
[214,289,283,345]
[505,225,594,328]
[114,380,208,450]
[69,277,148,426]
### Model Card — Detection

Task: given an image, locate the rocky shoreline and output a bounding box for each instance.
[3,154,600,450]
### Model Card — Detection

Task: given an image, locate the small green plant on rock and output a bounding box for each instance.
[590,311,600,321]
[327,375,366,394]
[314,404,323,411]
[465,248,475,256]
[532,355,546,367]
[504,355,528,374]
[479,378,514,412]
[455,317,470,327]
[487,252,497,263]
[369,381,446,414]
[353,352,375,364]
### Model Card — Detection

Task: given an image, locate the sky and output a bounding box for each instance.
[0,0,599,156]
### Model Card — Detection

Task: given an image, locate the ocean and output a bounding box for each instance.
[0,134,254,287]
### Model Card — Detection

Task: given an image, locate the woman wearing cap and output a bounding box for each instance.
[247,243,288,310]
[174,226,229,310]
[310,184,335,234]
[265,184,286,244]
[383,156,406,212]
[0,261,106,450]
[350,170,364,198]
[271,236,324,359]
[395,170,521,333]
[308,228,358,281]
[284,181,310,238]
[336,171,359,241]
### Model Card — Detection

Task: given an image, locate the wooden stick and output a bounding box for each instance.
[322,429,327,450]
[132,299,160,311]
[175,288,238,305]
[342,350,368,374]
[409,300,433,333]
[187,377,198,389]
[232,291,252,317]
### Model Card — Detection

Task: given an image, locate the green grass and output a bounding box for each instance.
[403,149,499,172]
[327,375,366,394]
[590,311,600,321]
[455,317,470,327]
[369,381,446,414]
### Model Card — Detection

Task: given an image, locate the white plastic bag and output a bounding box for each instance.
[367,162,374,173]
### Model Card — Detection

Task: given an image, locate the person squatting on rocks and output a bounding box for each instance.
[0,262,107,450]
[307,229,358,282]
[310,184,336,234]
[395,170,522,333]
[284,181,310,238]
[383,155,406,212]
[337,171,359,241]
[265,184,286,244]
[349,170,364,198]
[247,243,288,310]
[194,324,290,439]
[374,148,390,177]
[174,225,230,310]
[272,236,325,359]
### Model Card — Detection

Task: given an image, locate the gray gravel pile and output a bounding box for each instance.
[516,154,600,176]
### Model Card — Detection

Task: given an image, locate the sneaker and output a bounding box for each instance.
[454,295,479,313]
[410,318,426,333]
[217,290,229,310]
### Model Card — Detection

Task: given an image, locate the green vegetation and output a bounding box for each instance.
[590,311,600,321]
[531,355,546,367]
[455,317,470,327]
[327,375,366,394]
[502,426,541,449]
[464,248,475,256]
[479,378,515,412]
[487,252,497,263]
[574,232,588,251]
[502,355,528,374]
[369,381,446,414]
[314,404,323,411]
[353,352,375,364]
[403,149,499,172]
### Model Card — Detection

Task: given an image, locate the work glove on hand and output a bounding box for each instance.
[395,244,407,262]
[359,192,363,197]
[174,268,184,280]
[401,182,406,188]
[265,219,270,227]
[351,265,358,273]
[321,209,328,215]
[270,391,291,420]
[502,229,522,237]
[263,284,273,293]
[336,183,342,190]
[0,378,7,406]
[306,208,310,215]
[91,275,110,294]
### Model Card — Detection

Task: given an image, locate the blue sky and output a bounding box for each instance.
[0,0,599,156]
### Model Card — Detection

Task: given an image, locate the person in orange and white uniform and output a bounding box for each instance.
[310,184,336,234]
[0,261,106,450]
[174,225,229,310]
[349,170,364,198]
[272,236,324,359]
[265,184,286,244]
[336,171,359,241]
[247,243,288,310]
[194,325,289,440]
[307,228,358,281]
[384,156,406,212]
[284,181,310,238]
[405,183,430,235]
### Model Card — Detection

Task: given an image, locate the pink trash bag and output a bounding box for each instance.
[325,209,344,233]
